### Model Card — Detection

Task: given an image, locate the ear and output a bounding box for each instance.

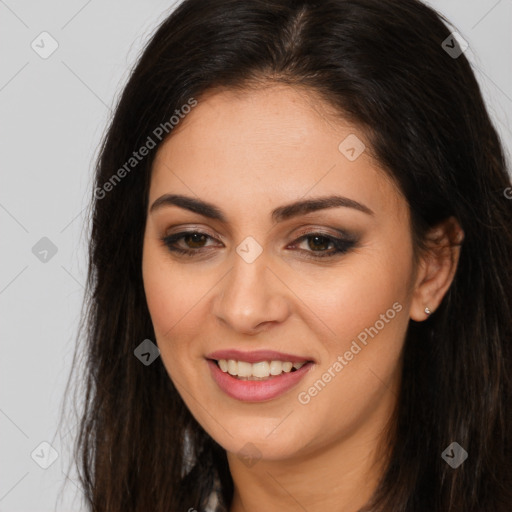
[410,216,464,321]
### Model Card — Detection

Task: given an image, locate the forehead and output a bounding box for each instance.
[149,85,405,223]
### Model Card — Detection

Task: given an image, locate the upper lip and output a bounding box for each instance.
[206,349,314,364]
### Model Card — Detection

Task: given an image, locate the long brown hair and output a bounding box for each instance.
[63,0,512,510]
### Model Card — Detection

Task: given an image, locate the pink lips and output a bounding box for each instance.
[205,349,315,402]
[206,349,312,364]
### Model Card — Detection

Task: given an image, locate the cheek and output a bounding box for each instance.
[142,256,177,335]
[295,236,413,424]
[292,237,413,413]
[142,240,223,386]
[143,242,204,337]
[301,237,413,352]
[142,242,198,363]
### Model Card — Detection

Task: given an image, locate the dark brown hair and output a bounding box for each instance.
[63,0,512,510]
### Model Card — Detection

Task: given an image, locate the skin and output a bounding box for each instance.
[142,84,463,512]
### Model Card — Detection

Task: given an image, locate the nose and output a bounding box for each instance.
[211,249,291,335]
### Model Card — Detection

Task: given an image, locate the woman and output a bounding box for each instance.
[68,0,512,510]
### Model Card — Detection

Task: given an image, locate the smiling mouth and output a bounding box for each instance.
[211,358,311,380]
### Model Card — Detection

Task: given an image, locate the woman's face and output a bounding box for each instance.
[142,84,418,463]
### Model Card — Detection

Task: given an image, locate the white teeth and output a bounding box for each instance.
[282,362,293,373]
[269,360,283,375]
[252,361,270,378]
[217,359,306,379]
[227,359,238,376]
[237,361,252,378]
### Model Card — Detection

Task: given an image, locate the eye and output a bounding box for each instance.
[289,232,357,259]
[161,231,219,256]
[160,229,357,259]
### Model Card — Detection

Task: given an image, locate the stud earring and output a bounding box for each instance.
[424,307,432,315]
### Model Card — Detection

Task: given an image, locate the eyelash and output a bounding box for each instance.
[160,229,357,259]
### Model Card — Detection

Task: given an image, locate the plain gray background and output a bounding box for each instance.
[1,1,511,510]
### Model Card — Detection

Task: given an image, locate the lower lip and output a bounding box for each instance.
[207,359,314,402]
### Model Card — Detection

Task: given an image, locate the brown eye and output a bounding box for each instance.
[161,231,219,256]
[161,230,357,259]
[306,235,332,251]
[182,233,208,248]
[291,232,357,259]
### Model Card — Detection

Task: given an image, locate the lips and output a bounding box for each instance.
[206,349,313,364]
[205,349,315,402]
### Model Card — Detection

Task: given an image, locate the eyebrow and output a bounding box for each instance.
[149,193,374,222]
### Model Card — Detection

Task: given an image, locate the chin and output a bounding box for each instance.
[204,416,312,462]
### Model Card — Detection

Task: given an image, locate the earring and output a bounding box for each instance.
[424,307,432,315]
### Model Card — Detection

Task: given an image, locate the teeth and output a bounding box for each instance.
[237,361,252,378]
[252,361,270,378]
[217,359,306,379]
[269,360,282,376]
[227,359,238,376]
[282,362,293,372]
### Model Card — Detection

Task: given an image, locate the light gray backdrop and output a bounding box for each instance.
[1,1,511,510]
